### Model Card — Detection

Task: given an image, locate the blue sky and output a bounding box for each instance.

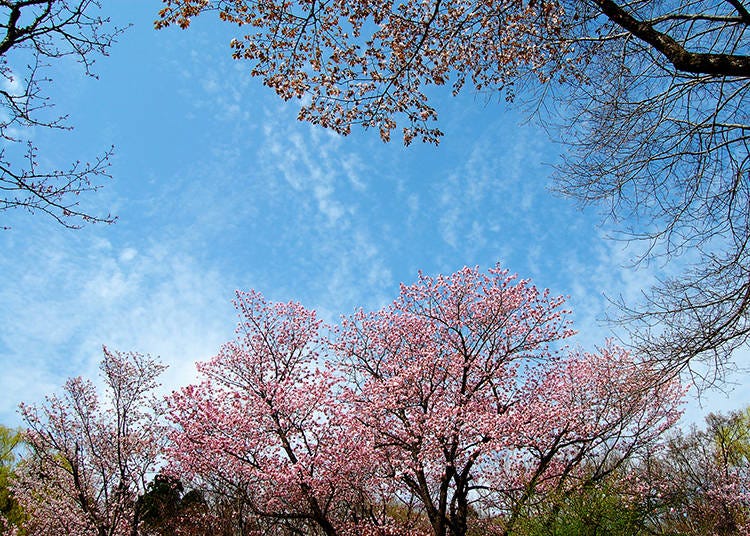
[1,2,746,426]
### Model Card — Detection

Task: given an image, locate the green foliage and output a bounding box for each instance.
[504,404,750,536]
[643,406,750,536]
[137,473,188,535]
[138,473,184,524]
[0,425,25,534]
[136,473,215,535]
[511,480,649,536]
[709,406,750,468]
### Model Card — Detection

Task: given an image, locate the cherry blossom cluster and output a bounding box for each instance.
[14,348,167,536]
[167,265,685,535]
[8,266,689,535]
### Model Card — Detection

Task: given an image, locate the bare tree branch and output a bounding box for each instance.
[1,0,125,229]
[591,0,750,76]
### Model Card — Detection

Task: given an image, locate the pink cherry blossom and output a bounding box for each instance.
[15,348,167,536]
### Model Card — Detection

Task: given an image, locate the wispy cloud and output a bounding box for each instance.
[0,226,235,424]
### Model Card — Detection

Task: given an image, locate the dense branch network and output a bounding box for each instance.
[155,0,749,141]
[553,1,750,384]
[14,348,167,536]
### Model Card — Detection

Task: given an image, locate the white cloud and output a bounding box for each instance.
[0,229,236,424]
[119,247,138,262]
[2,7,745,439]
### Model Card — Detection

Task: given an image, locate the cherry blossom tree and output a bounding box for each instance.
[154,0,749,145]
[337,266,685,536]
[167,290,400,536]
[169,266,684,536]
[512,404,750,536]
[14,348,167,536]
[632,407,750,536]
[155,0,568,144]
[155,0,750,386]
